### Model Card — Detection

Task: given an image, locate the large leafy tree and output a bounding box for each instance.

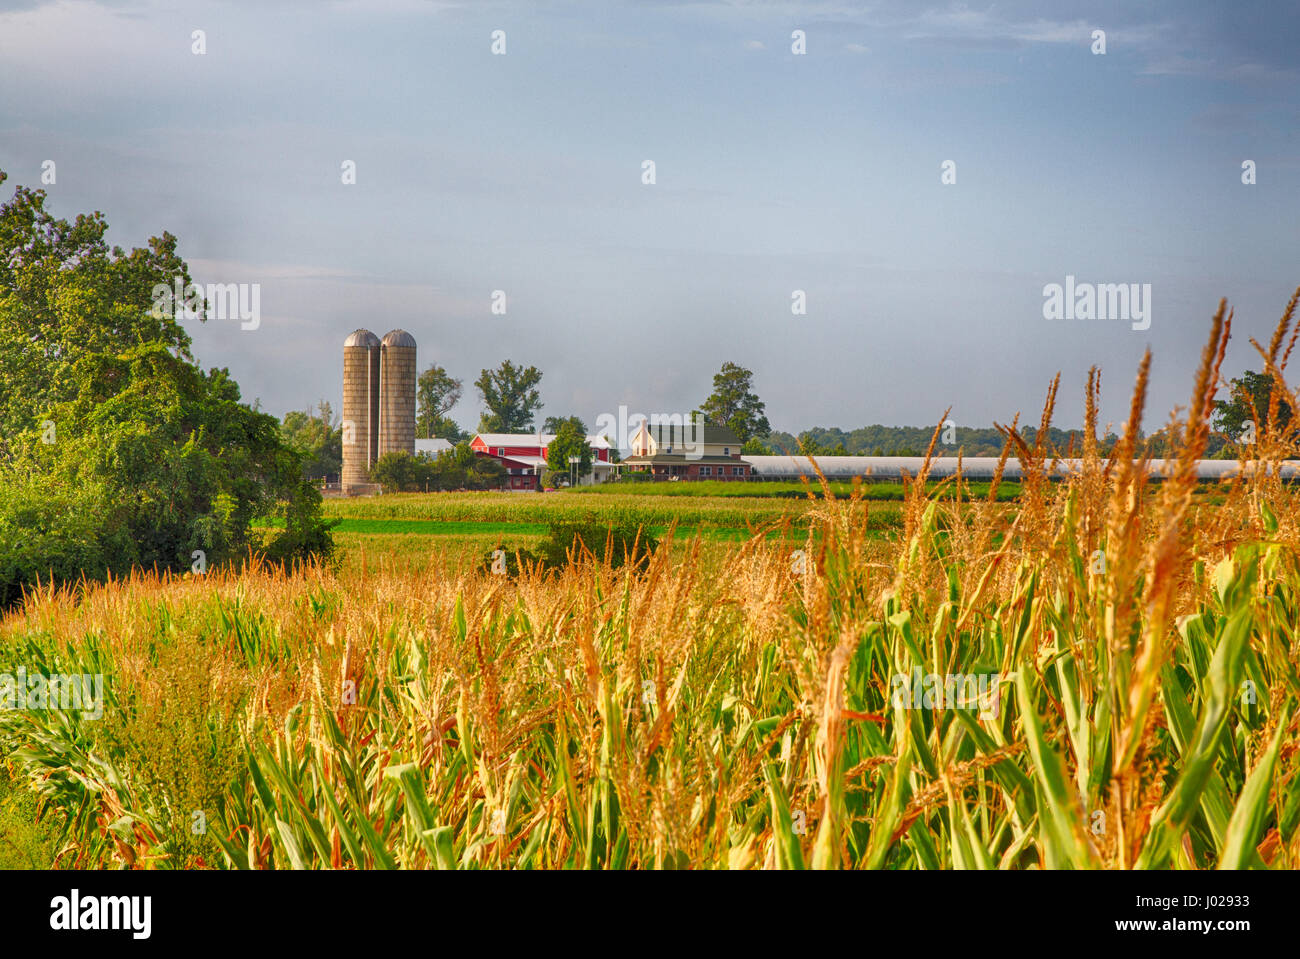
[415,364,465,440]
[700,361,770,442]
[1213,370,1293,442]
[546,420,593,482]
[0,170,332,604]
[0,174,196,442]
[475,360,543,433]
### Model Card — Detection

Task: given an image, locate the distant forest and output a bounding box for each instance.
[759,425,1234,459]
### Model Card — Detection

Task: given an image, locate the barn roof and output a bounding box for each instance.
[474,433,612,449]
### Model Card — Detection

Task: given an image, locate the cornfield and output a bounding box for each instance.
[3,295,1300,870]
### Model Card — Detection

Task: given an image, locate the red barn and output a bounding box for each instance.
[470,433,614,490]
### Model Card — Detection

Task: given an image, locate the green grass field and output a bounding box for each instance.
[274,487,907,576]
[308,493,871,575]
[306,489,904,573]
[320,490,904,530]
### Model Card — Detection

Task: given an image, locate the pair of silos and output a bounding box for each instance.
[341,329,417,490]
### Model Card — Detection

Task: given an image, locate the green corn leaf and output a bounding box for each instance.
[1218,703,1291,869]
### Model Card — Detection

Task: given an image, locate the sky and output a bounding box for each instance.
[2,0,1297,441]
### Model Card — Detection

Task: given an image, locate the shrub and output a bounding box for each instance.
[0,473,115,608]
[539,517,658,569]
[485,515,659,576]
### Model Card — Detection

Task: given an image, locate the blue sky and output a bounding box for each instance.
[2,0,1297,439]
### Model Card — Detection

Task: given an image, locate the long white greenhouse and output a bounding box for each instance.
[741,456,1300,482]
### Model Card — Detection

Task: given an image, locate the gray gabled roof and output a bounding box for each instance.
[642,420,742,448]
[621,454,745,465]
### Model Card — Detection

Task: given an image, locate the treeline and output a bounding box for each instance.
[276,407,510,490]
[753,425,1121,457]
[368,446,505,492]
[756,423,1245,459]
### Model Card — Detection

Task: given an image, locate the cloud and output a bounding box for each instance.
[904,9,1107,49]
[186,259,369,282]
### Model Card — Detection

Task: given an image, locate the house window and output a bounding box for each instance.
[497,447,505,456]
[724,447,729,456]
[733,466,743,476]
[701,466,712,476]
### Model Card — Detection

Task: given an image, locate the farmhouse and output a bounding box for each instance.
[471,433,615,490]
[619,420,751,480]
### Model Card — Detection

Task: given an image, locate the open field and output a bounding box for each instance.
[4,314,1300,870]
[3,459,1298,870]
[309,490,904,574]
[322,489,837,527]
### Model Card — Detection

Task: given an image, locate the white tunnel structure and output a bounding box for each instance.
[742,456,1300,482]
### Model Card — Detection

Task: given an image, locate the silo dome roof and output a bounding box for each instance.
[381,329,417,348]
[344,329,380,348]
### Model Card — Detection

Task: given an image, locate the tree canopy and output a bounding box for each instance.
[546,420,593,481]
[476,360,543,433]
[281,401,342,482]
[1213,370,1293,443]
[415,364,466,441]
[0,170,333,605]
[543,414,586,435]
[700,361,770,442]
[370,443,505,492]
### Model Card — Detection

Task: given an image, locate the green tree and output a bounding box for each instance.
[440,441,505,490]
[370,450,420,492]
[475,360,543,433]
[433,417,469,442]
[0,169,332,603]
[741,437,773,456]
[1213,370,1293,442]
[547,420,593,484]
[416,364,465,440]
[796,433,848,456]
[700,361,770,442]
[543,415,586,434]
[281,401,342,482]
[376,443,507,492]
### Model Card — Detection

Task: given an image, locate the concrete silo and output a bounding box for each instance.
[378,329,417,458]
[341,329,380,490]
